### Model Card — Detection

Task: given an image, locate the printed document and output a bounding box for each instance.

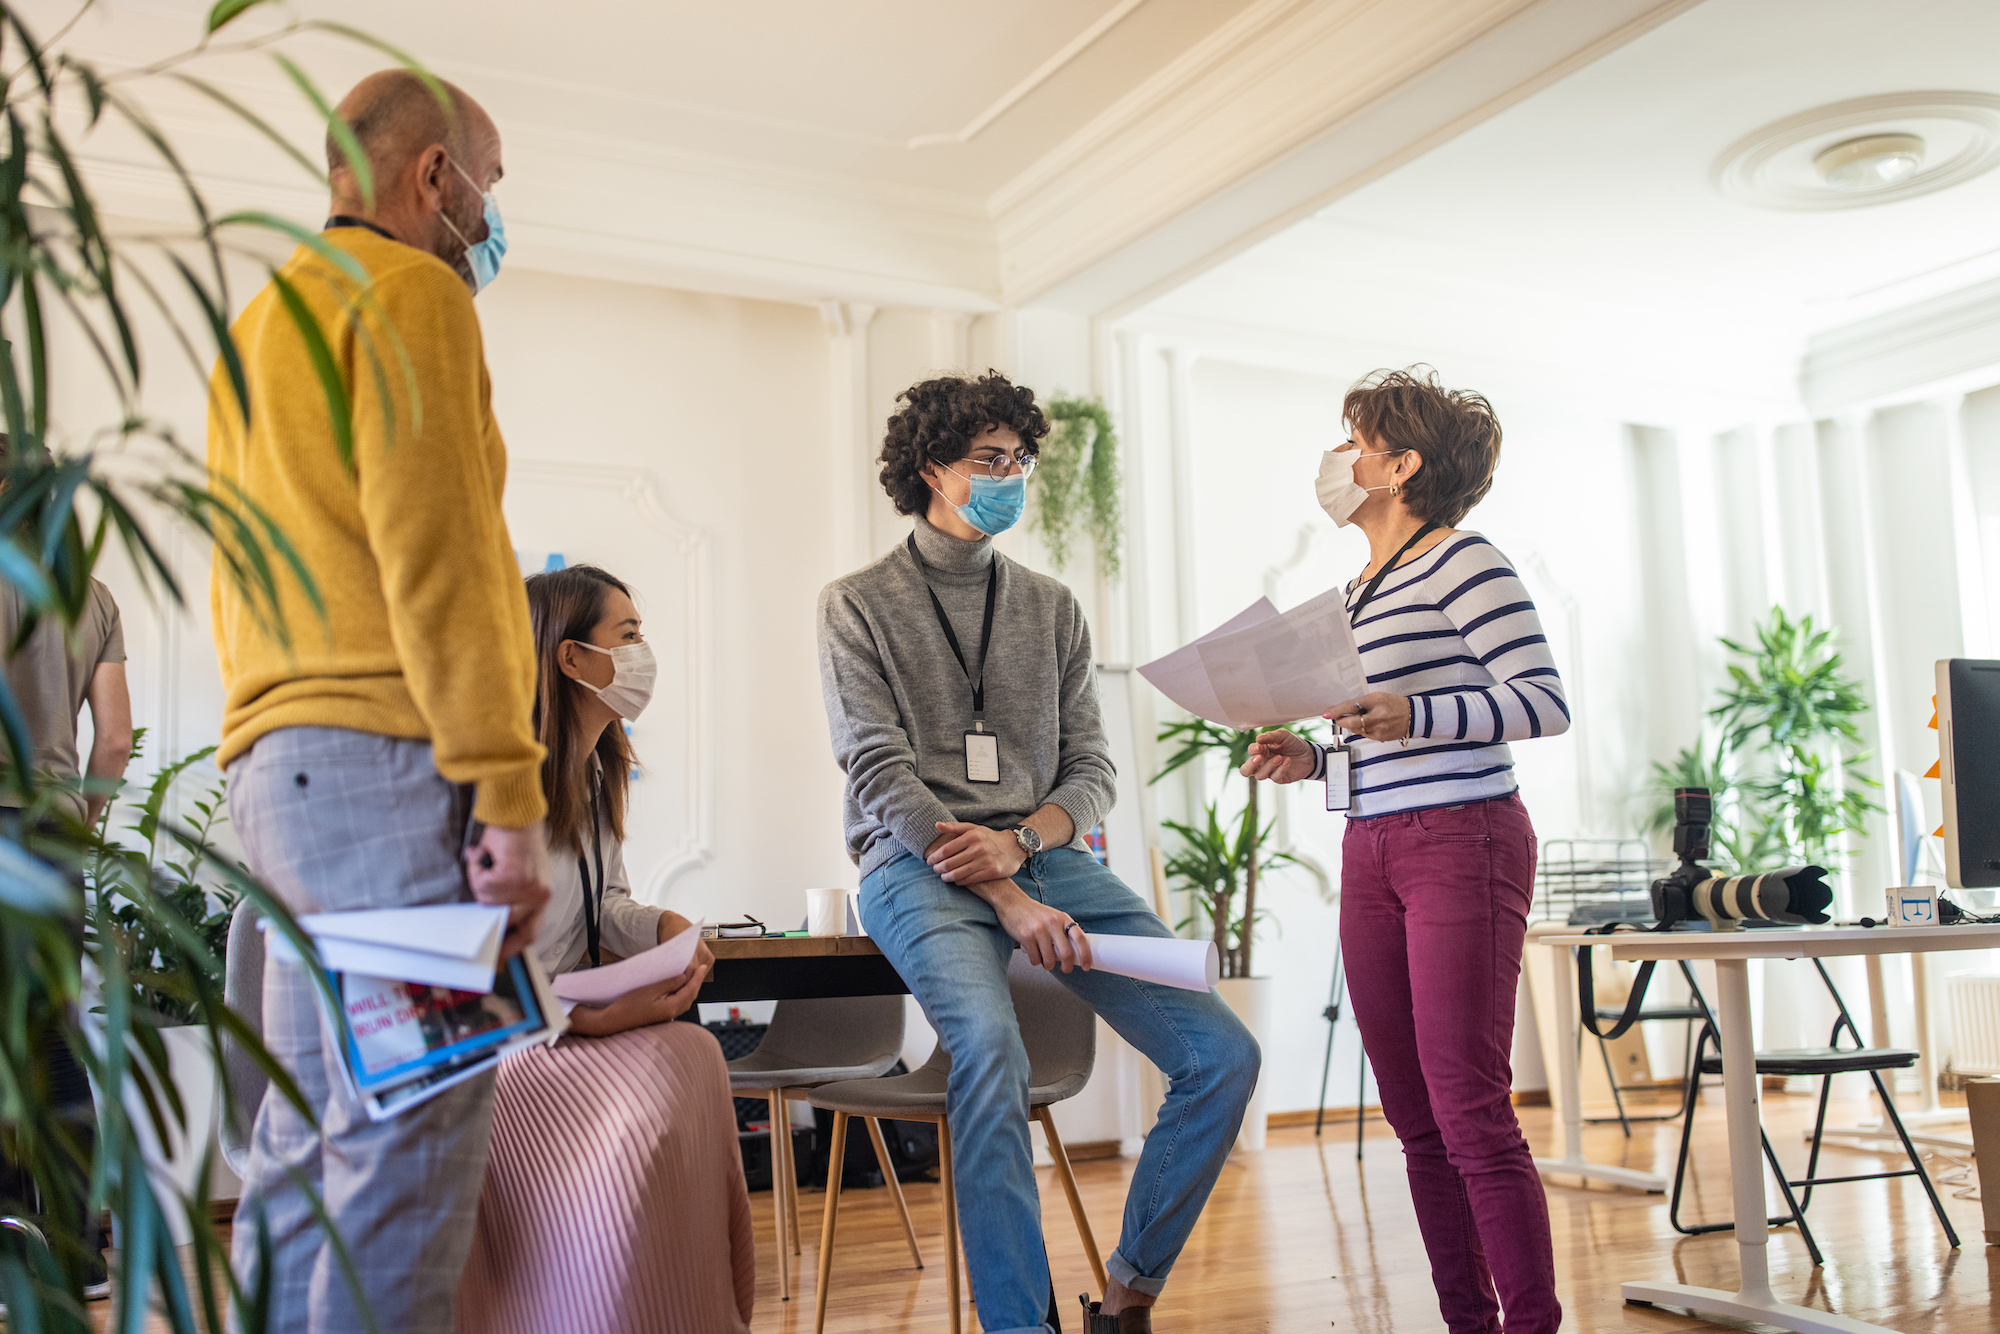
[1139,591,1369,729]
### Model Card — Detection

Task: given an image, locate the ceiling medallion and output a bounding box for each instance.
[1713,91,2000,211]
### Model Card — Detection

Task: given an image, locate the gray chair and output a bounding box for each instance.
[806,954,1102,1334]
[726,995,912,1302]
[220,899,269,1179]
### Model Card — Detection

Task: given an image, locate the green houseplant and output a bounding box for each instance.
[0,3,439,1328]
[1152,717,1320,980]
[1029,394,1121,578]
[1648,607,1879,873]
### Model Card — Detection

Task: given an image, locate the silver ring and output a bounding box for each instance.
[1065,921,1082,932]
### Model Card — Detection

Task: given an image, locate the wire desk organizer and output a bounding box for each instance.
[1535,838,1666,925]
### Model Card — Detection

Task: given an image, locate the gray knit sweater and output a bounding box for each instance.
[817,516,1118,879]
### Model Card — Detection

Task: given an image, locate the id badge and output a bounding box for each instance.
[964,730,1000,784]
[1324,745,1352,812]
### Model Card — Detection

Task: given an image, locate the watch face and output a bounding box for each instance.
[1018,825,1042,853]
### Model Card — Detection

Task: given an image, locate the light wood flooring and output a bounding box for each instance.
[96,1087,1991,1332]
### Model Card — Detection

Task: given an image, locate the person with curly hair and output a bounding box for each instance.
[817,372,1258,1334]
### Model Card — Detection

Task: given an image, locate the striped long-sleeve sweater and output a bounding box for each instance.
[1308,531,1569,817]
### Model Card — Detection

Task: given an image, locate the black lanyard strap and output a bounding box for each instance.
[577,776,607,968]
[1349,521,1439,624]
[906,533,999,722]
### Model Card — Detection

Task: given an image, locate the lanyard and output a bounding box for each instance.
[576,777,607,968]
[907,533,999,724]
[1348,521,1439,624]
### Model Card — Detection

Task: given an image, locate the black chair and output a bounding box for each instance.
[1581,955,1707,1136]
[1669,957,1960,1266]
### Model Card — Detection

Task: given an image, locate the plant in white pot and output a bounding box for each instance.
[1153,718,1318,1150]
[85,741,242,1247]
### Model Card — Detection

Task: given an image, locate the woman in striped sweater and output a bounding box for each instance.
[1244,368,1566,1334]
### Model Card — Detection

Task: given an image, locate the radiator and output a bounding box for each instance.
[1946,973,2000,1076]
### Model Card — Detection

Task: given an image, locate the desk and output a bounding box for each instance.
[1543,923,2000,1334]
[697,935,909,1004]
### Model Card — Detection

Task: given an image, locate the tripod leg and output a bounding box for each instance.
[1316,1011,1337,1137]
[1355,1039,1368,1161]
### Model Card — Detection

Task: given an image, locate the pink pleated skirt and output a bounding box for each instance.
[457,1021,756,1334]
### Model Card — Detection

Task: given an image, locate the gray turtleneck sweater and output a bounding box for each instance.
[817,515,1118,879]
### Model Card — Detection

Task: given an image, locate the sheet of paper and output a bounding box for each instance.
[264,903,509,993]
[1139,590,1369,730]
[551,918,706,1006]
[1079,935,1219,992]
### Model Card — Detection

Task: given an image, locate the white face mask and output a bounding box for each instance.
[573,640,656,721]
[1315,448,1396,527]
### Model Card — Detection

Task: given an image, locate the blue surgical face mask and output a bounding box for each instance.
[950,467,1027,536]
[440,159,507,295]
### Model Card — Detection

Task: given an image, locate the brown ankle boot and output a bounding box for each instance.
[1079,1294,1153,1333]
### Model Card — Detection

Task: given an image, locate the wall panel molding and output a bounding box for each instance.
[504,460,713,897]
[1803,275,2000,414]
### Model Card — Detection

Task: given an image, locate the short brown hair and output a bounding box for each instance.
[1342,367,1502,527]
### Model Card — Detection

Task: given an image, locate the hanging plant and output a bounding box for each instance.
[1031,395,1122,579]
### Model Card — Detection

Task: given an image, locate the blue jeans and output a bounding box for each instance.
[861,847,1259,1334]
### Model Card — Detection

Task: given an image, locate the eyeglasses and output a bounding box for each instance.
[956,452,1038,481]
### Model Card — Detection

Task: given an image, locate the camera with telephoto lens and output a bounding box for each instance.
[1648,788,1834,929]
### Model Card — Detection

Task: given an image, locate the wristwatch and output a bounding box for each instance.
[1012,824,1044,856]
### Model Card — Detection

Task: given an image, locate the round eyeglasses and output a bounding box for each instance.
[960,453,1038,481]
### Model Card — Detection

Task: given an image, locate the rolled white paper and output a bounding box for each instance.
[805,886,849,937]
[1081,934,1219,992]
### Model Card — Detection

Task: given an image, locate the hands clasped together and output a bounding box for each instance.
[924,819,1095,975]
[1239,690,1413,784]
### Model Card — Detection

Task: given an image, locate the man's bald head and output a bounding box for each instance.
[329,70,492,188]
[326,70,503,289]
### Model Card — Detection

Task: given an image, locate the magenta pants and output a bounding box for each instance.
[1341,792,1559,1334]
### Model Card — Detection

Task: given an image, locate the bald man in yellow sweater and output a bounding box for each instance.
[209,71,549,1334]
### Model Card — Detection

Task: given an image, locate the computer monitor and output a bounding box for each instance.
[1937,658,2000,888]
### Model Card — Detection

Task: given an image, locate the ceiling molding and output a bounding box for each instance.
[1801,275,2000,414]
[1000,0,1703,312]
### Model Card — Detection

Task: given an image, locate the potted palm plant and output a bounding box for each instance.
[0,3,437,1326]
[1153,717,1317,1149]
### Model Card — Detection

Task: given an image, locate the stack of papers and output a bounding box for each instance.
[265,903,566,1121]
[552,919,705,1010]
[1138,593,1368,730]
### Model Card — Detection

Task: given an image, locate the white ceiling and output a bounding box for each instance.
[1144,0,2000,411]
[40,0,1697,311]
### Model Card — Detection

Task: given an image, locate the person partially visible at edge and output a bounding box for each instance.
[205,70,549,1334]
[815,372,1258,1334]
[0,429,132,1302]
[1243,367,1568,1334]
[455,564,754,1334]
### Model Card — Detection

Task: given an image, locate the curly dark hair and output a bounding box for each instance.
[1342,366,1503,527]
[878,371,1050,517]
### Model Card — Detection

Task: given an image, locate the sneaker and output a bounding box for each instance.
[1080,1294,1153,1332]
[84,1250,110,1301]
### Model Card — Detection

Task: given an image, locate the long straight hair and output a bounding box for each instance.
[523,565,637,854]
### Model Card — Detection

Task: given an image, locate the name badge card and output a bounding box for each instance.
[965,730,1000,784]
[1324,745,1351,812]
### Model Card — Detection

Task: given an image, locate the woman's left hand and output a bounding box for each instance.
[567,959,712,1037]
[1327,692,1413,742]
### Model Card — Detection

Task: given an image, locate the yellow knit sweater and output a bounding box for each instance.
[207,227,546,827]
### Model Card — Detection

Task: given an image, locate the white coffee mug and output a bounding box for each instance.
[805,887,849,937]
[1886,885,1939,927]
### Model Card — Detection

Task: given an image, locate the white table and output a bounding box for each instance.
[1542,923,2000,1334]
[1531,934,1671,1192]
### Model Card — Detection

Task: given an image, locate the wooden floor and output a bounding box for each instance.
[99,1087,1990,1332]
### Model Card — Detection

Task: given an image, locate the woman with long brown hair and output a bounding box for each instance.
[457,564,755,1334]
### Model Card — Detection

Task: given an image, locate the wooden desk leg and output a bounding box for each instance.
[768,1089,790,1302]
[1621,956,1894,1334]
